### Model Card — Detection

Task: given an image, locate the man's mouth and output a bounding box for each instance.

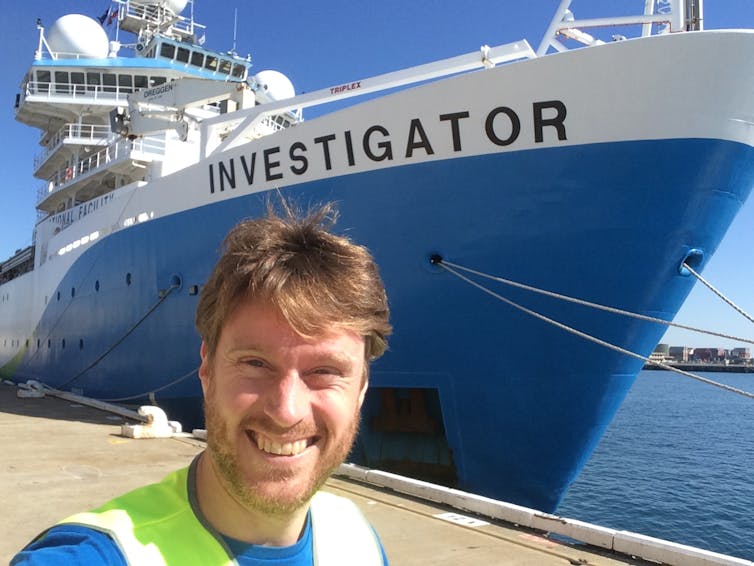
[249,431,315,456]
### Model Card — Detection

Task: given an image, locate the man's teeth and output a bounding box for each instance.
[256,435,308,456]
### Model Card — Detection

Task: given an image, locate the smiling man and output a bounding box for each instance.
[12,202,392,565]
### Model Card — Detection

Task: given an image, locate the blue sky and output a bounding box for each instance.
[1,1,752,349]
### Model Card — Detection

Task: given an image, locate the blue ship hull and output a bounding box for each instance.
[11,136,753,511]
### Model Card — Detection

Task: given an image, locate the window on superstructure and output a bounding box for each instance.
[134,75,148,89]
[118,74,133,92]
[177,47,190,63]
[151,76,167,86]
[36,70,51,94]
[70,72,85,96]
[219,59,231,75]
[86,72,100,92]
[191,51,204,68]
[205,55,217,71]
[231,64,245,79]
[103,73,117,93]
[160,43,176,59]
[54,71,69,94]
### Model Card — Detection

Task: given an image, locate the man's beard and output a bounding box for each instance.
[203,387,361,516]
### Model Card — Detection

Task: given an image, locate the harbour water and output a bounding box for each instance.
[559,370,754,561]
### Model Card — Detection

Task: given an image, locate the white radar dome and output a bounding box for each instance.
[47,14,109,59]
[254,70,296,101]
[130,0,188,15]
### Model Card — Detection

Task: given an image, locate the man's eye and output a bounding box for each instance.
[313,367,340,376]
[243,359,265,368]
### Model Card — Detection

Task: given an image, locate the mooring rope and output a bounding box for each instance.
[435,258,754,401]
[56,283,181,389]
[682,262,754,326]
[100,366,198,402]
[440,259,754,346]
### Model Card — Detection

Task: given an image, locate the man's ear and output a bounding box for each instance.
[358,368,369,409]
[198,341,210,394]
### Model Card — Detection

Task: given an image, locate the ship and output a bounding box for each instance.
[1,0,753,513]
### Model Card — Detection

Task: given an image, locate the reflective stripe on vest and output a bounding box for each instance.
[310,491,384,566]
[57,465,384,565]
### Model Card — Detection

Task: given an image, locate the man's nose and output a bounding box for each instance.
[264,371,308,427]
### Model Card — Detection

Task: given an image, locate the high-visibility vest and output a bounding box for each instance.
[55,465,385,566]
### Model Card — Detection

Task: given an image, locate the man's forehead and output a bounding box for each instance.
[221,300,362,348]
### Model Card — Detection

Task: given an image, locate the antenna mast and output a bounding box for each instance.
[232,8,238,54]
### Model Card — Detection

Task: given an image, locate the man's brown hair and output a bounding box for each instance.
[196,201,391,362]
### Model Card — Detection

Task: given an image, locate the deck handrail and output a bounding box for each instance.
[37,136,166,206]
[34,124,113,171]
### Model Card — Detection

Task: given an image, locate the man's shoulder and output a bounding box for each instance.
[311,491,388,565]
[11,524,126,566]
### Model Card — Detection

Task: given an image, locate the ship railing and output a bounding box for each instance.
[36,50,111,61]
[34,124,113,171]
[24,80,132,106]
[37,136,166,206]
[536,0,702,56]
[115,0,205,43]
[257,115,290,135]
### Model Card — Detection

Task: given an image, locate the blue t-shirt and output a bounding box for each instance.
[12,506,388,565]
[11,519,313,565]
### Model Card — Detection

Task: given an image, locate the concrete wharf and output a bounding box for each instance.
[1,382,749,566]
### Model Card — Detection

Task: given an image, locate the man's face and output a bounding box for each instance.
[198,298,367,516]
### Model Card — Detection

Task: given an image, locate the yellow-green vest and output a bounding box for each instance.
[56,463,384,566]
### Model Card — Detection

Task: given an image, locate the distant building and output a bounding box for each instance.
[731,347,751,359]
[692,347,726,362]
[669,346,691,362]
[653,343,670,355]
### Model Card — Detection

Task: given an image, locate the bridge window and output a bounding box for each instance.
[160,43,175,59]
[232,64,245,78]
[218,59,231,75]
[55,71,69,94]
[102,73,117,93]
[71,72,85,95]
[191,51,204,67]
[205,55,217,71]
[134,75,148,89]
[36,70,51,93]
[119,74,133,92]
[87,72,100,91]
[176,47,190,63]
[151,76,167,86]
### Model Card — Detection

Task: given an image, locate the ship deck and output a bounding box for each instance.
[0,381,746,566]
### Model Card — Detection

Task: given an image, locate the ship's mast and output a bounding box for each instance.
[685,0,703,30]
